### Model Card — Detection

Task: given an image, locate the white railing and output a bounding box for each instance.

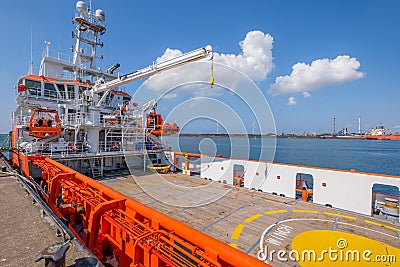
[19,141,88,156]
[15,115,31,127]
[17,87,73,103]
[63,113,101,126]
[98,140,162,153]
[42,49,72,65]
[63,112,146,129]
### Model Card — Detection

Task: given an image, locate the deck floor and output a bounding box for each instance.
[0,160,99,267]
[99,172,400,266]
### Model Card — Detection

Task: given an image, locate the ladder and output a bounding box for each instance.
[90,158,103,178]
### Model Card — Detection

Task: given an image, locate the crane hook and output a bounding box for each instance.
[210,55,214,88]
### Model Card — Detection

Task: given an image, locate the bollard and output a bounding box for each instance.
[34,242,69,267]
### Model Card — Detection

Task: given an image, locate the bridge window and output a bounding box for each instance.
[123,96,131,102]
[44,82,58,98]
[79,86,88,95]
[56,84,66,99]
[25,79,41,96]
[66,85,75,99]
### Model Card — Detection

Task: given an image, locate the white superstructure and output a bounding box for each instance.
[12,1,212,178]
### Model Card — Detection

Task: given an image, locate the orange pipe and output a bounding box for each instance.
[44,157,269,267]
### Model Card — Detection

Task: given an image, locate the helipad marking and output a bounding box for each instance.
[244,213,263,223]
[385,225,400,232]
[283,218,399,239]
[292,209,318,213]
[265,209,287,215]
[230,207,400,253]
[292,230,400,266]
[231,209,307,242]
[324,211,356,220]
[364,220,400,232]
[229,243,238,249]
[364,219,384,227]
[232,224,245,240]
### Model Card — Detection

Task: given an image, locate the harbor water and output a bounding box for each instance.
[162,136,400,177]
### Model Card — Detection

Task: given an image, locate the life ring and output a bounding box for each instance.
[107,120,118,124]
[111,142,120,151]
[69,143,79,152]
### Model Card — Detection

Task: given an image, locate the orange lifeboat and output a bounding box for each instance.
[25,108,62,139]
[146,112,180,136]
[147,111,164,136]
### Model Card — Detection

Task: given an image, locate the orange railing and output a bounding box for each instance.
[32,156,269,267]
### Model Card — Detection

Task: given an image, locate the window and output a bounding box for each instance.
[56,84,66,99]
[44,83,58,98]
[79,86,87,95]
[66,85,75,99]
[25,79,41,96]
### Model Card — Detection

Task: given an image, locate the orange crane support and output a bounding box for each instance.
[172,152,201,172]
[30,156,269,267]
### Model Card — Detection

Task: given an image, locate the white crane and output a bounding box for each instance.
[93,45,213,107]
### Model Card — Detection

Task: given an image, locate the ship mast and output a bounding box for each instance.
[72,1,108,80]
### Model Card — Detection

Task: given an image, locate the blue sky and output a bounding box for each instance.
[0,0,399,134]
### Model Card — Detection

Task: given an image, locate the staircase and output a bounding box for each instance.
[0,134,11,151]
[90,158,103,178]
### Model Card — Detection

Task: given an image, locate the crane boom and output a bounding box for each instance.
[94,45,212,107]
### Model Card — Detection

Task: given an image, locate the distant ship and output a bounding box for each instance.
[365,124,400,140]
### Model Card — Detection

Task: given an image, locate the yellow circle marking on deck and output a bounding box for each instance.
[364,219,400,232]
[230,208,400,254]
[230,209,319,242]
[231,224,246,240]
[292,230,400,266]
[323,212,356,220]
[265,209,287,215]
[292,209,319,214]
[244,213,264,223]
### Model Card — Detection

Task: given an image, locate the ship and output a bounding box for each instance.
[365,124,400,140]
[3,1,400,267]
[11,0,208,179]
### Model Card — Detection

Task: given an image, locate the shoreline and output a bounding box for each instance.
[175,133,366,139]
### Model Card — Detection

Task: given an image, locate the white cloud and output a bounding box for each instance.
[144,30,274,92]
[302,92,311,98]
[268,55,365,96]
[287,96,296,106]
[214,30,274,82]
[162,92,179,99]
[156,48,183,62]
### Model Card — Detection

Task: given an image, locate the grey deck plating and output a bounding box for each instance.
[100,172,400,266]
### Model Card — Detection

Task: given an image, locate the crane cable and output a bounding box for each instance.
[210,54,214,88]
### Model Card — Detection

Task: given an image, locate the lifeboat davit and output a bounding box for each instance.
[147,111,164,136]
[25,108,62,139]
